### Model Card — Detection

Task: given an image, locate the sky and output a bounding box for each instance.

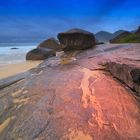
[0,0,140,39]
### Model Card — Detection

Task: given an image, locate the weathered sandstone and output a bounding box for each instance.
[0,43,140,140]
[57,28,96,51]
[26,48,55,60]
[38,38,62,51]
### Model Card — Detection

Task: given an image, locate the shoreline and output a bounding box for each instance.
[0,61,42,80]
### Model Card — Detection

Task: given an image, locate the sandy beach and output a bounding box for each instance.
[0,61,42,79]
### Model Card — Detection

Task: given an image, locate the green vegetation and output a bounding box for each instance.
[110,26,140,43]
[117,34,140,43]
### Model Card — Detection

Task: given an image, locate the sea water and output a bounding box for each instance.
[0,43,37,65]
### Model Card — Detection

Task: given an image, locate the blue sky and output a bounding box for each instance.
[0,0,140,38]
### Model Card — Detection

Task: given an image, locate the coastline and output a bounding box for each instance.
[0,61,42,80]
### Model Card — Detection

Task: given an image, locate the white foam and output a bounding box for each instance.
[0,44,36,65]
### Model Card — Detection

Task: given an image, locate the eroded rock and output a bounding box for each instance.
[105,60,140,94]
[135,26,140,34]
[26,48,56,60]
[38,38,62,51]
[131,68,140,84]
[57,28,96,51]
[0,43,140,140]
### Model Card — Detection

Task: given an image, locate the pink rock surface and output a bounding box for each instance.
[0,43,140,140]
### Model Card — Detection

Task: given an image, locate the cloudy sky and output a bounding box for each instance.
[0,0,140,38]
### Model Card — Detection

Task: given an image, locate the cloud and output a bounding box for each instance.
[0,0,139,38]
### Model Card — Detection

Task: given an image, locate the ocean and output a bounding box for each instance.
[0,43,37,66]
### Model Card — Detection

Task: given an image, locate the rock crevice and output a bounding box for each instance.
[105,61,140,95]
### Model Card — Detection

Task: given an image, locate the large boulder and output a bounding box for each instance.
[38,38,62,51]
[57,28,96,51]
[26,48,55,60]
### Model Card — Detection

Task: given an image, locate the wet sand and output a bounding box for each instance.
[0,61,42,79]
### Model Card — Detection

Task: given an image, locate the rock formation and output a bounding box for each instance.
[0,43,140,140]
[10,47,19,50]
[135,26,140,34]
[26,38,61,61]
[38,38,62,51]
[105,59,140,94]
[110,31,132,43]
[95,30,125,42]
[26,48,55,60]
[110,26,140,43]
[57,28,96,51]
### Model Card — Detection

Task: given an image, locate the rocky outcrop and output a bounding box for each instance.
[95,30,125,42]
[105,60,140,95]
[26,48,55,60]
[110,31,132,43]
[0,72,29,89]
[110,26,140,43]
[135,26,140,34]
[10,47,19,50]
[0,43,140,140]
[38,38,62,51]
[26,38,59,61]
[57,28,96,51]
